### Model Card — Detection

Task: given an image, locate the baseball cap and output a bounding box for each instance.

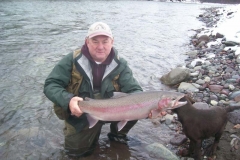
[87,22,113,39]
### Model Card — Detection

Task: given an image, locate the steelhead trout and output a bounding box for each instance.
[78,91,187,131]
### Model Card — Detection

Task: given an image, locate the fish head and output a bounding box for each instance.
[149,92,187,119]
[157,92,187,110]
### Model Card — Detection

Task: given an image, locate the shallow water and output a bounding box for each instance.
[0,0,224,159]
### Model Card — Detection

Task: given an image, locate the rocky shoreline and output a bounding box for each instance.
[161,6,240,119]
[158,6,240,160]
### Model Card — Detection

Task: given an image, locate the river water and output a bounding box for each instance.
[0,1,224,159]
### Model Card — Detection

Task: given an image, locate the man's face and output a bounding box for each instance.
[86,35,113,62]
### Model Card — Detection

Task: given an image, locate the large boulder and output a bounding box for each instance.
[145,143,179,160]
[160,67,190,86]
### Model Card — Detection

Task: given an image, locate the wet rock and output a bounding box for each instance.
[165,114,174,125]
[232,75,240,79]
[223,83,230,88]
[145,143,179,160]
[185,50,198,58]
[201,83,208,89]
[197,41,206,48]
[227,11,234,16]
[191,58,205,67]
[178,82,199,93]
[185,63,193,69]
[222,41,239,46]
[219,94,228,101]
[195,96,204,102]
[221,89,230,96]
[233,95,240,102]
[225,67,234,73]
[198,86,206,91]
[204,76,211,83]
[229,91,240,100]
[190,71,200,77]
[219,99,228,106]
[192,83,201,89]
[209,94,218,101]
[208,84,223,93]
[198,35,210,44]
[229,84,235,91]
[170,134,187,146]
[160,67,190,86]
[226,78,237,83]
[195,61,204,67]
[228,110,240,124]
[210,100,218,106]
[195,92,204,99]
[216,32,224,38]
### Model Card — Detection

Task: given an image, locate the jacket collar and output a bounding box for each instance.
[75,47,119,90]
[81,43,114,65]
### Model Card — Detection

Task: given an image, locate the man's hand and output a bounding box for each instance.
[69,97,83,117]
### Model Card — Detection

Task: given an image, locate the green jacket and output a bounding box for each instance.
[43,49,142,132]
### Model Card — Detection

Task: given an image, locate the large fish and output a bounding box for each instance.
[78,91,187,131]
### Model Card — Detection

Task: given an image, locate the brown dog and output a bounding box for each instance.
[172,96,240,160]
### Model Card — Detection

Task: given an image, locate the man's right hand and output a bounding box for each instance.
[69,97,83,117]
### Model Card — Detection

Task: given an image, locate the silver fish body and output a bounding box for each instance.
[78,91,186,131]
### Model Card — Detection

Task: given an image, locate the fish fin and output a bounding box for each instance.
[117,120,128,131]
[112,92,129,99]
[86,114,98,128]
[150,109,162,119]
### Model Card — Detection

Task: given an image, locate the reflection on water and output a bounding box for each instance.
[0,0,220,159]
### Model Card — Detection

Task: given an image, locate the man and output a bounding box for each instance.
[43,22,142,157]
